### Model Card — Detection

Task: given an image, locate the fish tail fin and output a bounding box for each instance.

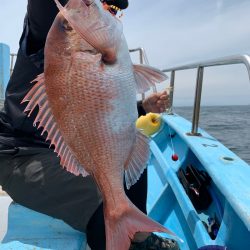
[105,201,181,250]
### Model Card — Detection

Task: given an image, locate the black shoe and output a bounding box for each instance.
[129,233,179,250]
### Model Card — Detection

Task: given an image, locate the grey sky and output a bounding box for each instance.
[1,0,250,106]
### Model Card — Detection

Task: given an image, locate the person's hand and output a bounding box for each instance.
[142,90,169,113]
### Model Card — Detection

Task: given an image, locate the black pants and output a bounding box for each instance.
[0,144,147,250]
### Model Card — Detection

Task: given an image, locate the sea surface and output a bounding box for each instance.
[0,100,249,164]
[175,105,250,165]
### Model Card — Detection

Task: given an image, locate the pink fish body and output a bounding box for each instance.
[22,0,179,249]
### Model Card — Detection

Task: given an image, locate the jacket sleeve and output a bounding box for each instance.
[27,0,68,53]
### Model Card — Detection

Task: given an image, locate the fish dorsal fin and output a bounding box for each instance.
[22,74,89,177]
[133,64,168,94]
[124,130,150,189]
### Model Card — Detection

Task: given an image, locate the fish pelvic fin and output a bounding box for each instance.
[21,74,89,177]
[54,0,122,63]
[124,131,150,190]
[105,201,181,250]
[133,64,168,94]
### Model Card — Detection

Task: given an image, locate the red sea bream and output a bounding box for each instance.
[22,0,179,249]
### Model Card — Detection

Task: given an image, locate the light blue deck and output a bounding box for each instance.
[1,113,250,249]
[0,203,86,250]
[147,113,250,250]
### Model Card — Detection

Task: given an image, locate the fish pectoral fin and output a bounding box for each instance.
[133,64,168,94]
[22,73,89,178]
[124,131,150,190]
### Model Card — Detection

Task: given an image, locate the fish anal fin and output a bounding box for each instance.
[22,74,89,177]
[124,131,150,190]
[133,64,168,94]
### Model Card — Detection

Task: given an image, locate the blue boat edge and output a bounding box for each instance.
[147,112,250,250]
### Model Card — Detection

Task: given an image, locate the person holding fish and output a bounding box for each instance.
[0,0,180,249]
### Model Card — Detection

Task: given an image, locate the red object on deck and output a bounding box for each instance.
[172,154,179,161]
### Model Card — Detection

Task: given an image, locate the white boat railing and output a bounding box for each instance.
[130,48,250,136]
[163,54,250,135]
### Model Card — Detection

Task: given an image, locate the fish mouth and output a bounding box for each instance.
[107,5,120,16]
[108,8,117,16]
[100,0,120,16]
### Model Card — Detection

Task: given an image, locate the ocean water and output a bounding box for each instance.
[0,100,249,164]
[175,105,250,165]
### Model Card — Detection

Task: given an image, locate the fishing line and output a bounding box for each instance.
[142,85,178,161]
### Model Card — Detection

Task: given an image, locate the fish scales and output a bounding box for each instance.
[22,0,179,249]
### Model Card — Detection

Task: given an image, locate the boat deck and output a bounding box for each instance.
[0,194,11,243]
[0,200,88,250]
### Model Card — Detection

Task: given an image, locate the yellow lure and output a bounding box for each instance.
[136,112,162,137]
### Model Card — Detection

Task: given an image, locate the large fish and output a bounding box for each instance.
[22,0,178,249]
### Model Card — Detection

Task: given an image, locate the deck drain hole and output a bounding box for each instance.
[221,156,234,162]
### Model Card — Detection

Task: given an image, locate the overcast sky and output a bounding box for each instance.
[1,0,250,106]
